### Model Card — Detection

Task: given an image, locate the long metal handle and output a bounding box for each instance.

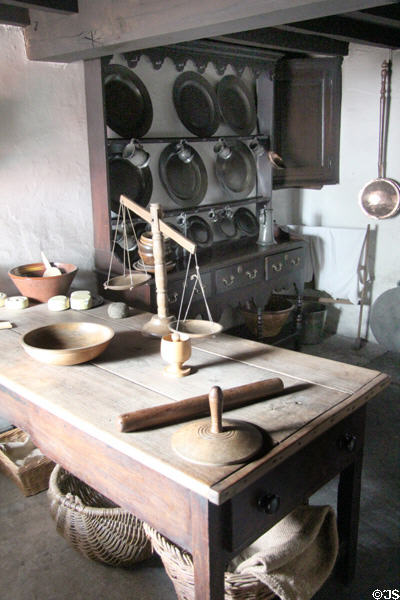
[378,60,389,178]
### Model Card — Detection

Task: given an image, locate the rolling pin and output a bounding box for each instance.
[118,377,283,432]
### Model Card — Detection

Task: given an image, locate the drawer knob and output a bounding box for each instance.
[194,284,207,295]
[272,262,283,272]
[257,494,280,514]
[246,269,258,280]
[339,433,357,453]
[168,292,179,304]
[290,257,301,266]
[222,275,235,287]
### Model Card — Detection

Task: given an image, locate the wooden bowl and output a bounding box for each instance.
[8,262,78,303]
[240,297,294,338]
[21,322,115,366]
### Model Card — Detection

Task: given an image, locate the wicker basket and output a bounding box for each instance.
[48,464,152,567]
[240,296,294,338]
[143,524,275,600]
[0,427,55,496]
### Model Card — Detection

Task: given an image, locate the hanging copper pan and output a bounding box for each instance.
[359,60,400,219]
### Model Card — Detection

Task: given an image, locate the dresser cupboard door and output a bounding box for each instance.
[273,56,342,189]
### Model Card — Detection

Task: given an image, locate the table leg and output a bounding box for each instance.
[336,452,363,583]
[294,289,303,351]
[190,492,226,600]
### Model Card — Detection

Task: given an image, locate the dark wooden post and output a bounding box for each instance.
[336,406,366,583]
[190,493,226,600]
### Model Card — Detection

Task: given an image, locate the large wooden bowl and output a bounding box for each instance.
[8,262,78,303]
[21,322,115,366]
[240,297,294,338]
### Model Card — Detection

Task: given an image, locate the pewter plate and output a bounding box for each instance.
[215,141,256,199]
[103,64,153,139]
[173,71,220,137]
[216,75,256,135]
[186,216,213,247]
[159,143,207,207]
[109,157,153,214]
[370,286,400,352]
[234,207,259,236]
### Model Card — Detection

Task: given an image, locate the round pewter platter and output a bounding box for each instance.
[159,143,208,207]
[108,158,153,215]
[215,140,256,199]
[216,75,256,135]
[103,64,153,139]
[173,71,220,137]
[370,286,400,352]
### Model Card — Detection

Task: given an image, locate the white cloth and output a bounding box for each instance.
[288,225,367,304]
[0,435,42,466]
[228,504,338,600]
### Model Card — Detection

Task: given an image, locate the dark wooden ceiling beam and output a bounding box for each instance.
[361,4,400,20]
[280,14,400,48]
[3,0,78,14]
[352,5,400,27]
[0,5,30,26]
[21,0,400,62]
[217,28,349,56]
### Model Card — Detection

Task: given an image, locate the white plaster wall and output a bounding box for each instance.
[273,44,400,341]
[0,25,94,297]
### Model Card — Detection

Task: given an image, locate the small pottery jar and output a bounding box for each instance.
[160,332,191,377]
[138,231,172,266]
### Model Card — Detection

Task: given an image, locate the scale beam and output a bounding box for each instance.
[120,195,197,255]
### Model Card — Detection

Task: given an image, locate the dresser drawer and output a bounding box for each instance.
[167,271,213,308]
[227,407,366,553]
[265,248,305,280]
[215,258,264,294]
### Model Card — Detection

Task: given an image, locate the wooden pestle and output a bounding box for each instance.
[118,377,284,432]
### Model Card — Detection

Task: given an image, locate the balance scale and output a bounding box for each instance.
[106,195,222,338]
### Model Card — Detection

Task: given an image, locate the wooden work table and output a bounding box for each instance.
[0,301,390,599]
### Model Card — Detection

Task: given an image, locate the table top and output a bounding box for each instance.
[0,301,390,504]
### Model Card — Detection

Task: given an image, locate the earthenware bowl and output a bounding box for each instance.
[8,262,78,303]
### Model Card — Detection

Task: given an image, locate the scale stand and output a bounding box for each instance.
[142,203,176,336]
[120,196,197,337]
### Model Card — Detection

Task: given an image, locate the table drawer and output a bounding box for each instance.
[215,258,264,294]
[227,407,366,553]
[265,248,305,280]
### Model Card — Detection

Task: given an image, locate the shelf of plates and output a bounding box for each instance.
[85,40,305,334]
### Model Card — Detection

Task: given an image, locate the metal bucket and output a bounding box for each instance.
[302,302,327,344]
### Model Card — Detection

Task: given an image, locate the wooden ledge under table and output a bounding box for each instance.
[0,302,390,600]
